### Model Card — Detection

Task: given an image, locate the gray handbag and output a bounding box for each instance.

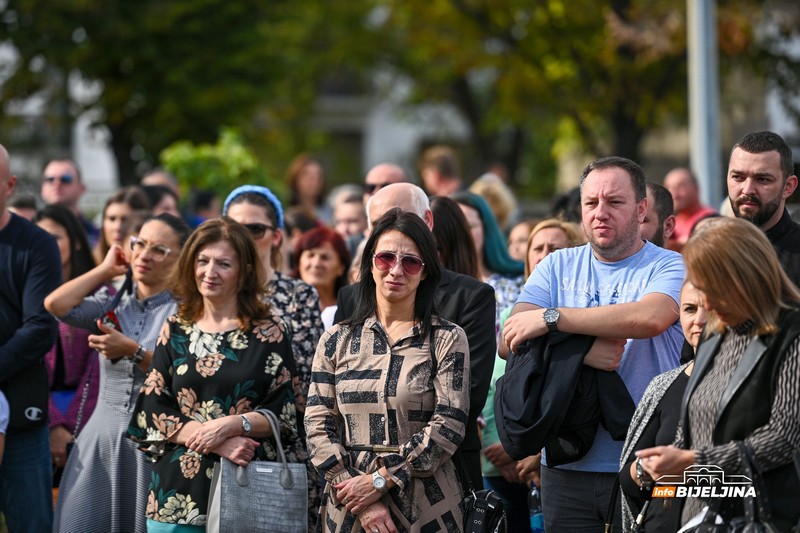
[207,409,308,533]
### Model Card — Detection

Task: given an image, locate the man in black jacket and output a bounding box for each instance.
[0,144,62,533]
[726,130,800,285]
[334,181,496,490]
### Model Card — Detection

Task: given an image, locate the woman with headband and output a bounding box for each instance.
[222,184,324,531]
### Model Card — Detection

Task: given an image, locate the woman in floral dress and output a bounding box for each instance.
[128,218,297,532]
[223,185,324,530]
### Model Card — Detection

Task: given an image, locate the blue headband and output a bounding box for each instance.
[222,185,284,229]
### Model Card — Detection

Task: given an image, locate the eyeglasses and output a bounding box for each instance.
[365,182,392,195]
[44,174,75,185]
[130,236,172,261]
[373,251,425,276]
[242,223,275,240]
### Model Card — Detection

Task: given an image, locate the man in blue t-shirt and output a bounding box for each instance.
[503,156,685,532]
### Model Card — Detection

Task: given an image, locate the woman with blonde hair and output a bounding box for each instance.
[637,217,800,529]
[523,219,586,277]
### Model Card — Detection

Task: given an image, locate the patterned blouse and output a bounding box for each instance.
[128,315,297,526]
[485,273,525,338]
[268,271,323,416]
[305,315,470,533]
[676,326,800,522]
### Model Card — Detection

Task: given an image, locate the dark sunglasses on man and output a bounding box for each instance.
[44,174,75,185]
[365,182,393,195]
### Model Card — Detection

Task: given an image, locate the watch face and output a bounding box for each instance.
[544,308,558,323]
[373,474,386,490]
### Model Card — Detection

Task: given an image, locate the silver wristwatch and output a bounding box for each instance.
[372,471,388,494]
[240,414,252,436]
[543,307,560,333]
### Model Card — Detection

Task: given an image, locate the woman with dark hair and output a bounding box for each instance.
[293,226,350,329]
[305,208,471,533]
[223,185,325,531]
[46,213,191,533]
[141,184,181,218]
[34,204,99,479]
[430,195,479,279]
[637,217,800,530]
[286,153,330,224]
[452,191,524,336]
[93,186,150,265]
[127,217,297,531]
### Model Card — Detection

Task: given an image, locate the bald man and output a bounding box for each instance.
[363,163,409,204]
[663,167,716,251]
[0,144,61,532]
[335,183,496,490]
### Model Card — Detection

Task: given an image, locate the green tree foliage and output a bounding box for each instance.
[1,0,798,196]
[160,127,285,202]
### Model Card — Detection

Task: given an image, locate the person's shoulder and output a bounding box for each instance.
[641,241,683,264]
[4,213,53,245]
[432,315,467,341]
[440,268,492,293]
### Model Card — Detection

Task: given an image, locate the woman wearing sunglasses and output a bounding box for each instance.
[45,213,191,533]
[222,184,324,532]
[306,208,470,533]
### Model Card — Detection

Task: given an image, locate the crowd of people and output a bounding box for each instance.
[0,131,798,533]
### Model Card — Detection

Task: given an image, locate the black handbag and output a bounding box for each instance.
[683,442,780,533]
[463,488,507,533]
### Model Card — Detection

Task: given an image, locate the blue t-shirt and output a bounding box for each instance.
[516,241,685,472]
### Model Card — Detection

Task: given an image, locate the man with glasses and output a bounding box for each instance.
[362,163,409,205]
[41,158,99,246]
[335,183,496,492]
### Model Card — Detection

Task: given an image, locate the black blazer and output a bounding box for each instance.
[334,268,497,488]
[495,332,635,466]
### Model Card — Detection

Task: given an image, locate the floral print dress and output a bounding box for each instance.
[128,314,297,527]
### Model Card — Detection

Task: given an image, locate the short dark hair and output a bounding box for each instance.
[579,156,647,202]
[732,130,795,180]
[345,209,441,339]
[292,226,351,296]
[646,182,674,226]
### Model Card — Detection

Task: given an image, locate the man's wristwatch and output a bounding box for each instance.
[372,471,388,494]
[130,344,146,365]
[543,308,560,333]
[240,414,252,436]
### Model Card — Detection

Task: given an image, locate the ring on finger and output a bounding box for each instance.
[372,528,379,533]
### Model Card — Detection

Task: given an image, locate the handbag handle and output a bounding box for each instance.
[231,408,294,490]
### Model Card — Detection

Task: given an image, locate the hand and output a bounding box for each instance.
[636,446,696,480]
[89,321,137,361]
[211,436,260,466]
[357,501,397,533]
[583,337,627,371]
[185,417,239,455]
[503,309,546,354]
[484,442,513,468]
[334,474,383,515]
[499,462,523,483]
[517,453,542,487]
[101,244,129,278]
[50,425,73,468]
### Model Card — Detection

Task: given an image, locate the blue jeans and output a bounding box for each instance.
[0,425,53,533]
[483,476,531,533]
[540,467,621,533]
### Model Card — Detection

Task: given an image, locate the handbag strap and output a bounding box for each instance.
[255,408,289,466]
[72,354,97,437]
[604,472,621,533]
